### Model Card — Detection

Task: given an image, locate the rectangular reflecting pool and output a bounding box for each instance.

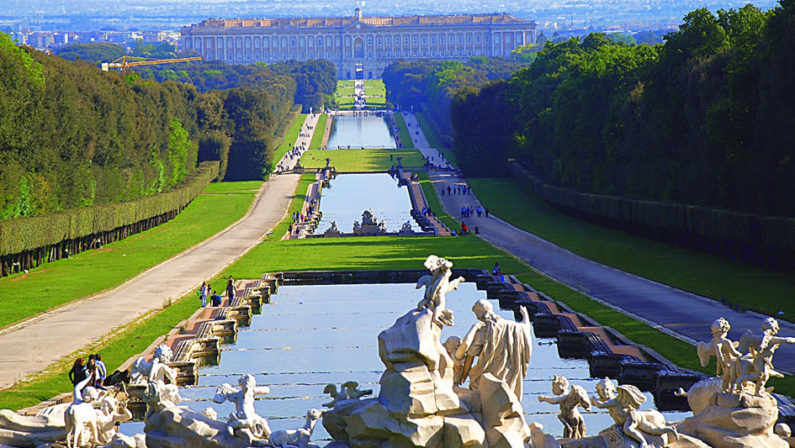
[316,173,416,233]
[326,114,397,149]
[121,282,689,442]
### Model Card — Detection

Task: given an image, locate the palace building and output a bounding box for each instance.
[180,8,536,79]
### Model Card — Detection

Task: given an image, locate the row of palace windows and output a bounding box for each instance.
[208,46,493,61]
[190,31,525,50]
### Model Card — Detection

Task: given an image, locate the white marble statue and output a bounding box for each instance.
[415,255,464,326]
[590,378,679,447]
[65,377,100,448]
[323,382,372,408]
[268,409,323,448]
[324,221,341,237]
[212,374,272,440]
[454,301,533,400]
[130,344,176,385]
[143,380,181,420]
[537,375,590,439]
[96,396,133,444]
[696,317,743,392]
[733,317,795,395]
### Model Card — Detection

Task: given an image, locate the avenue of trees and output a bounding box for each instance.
[451,1,795,218]
[137,59,336,113]
[382,56,531,147]
[0,33,337,220]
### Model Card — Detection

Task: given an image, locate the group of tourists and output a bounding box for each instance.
[492,262,506,283]
[275,114,317,173]
[459,205,488,218]
[68,353,108,391]
[197,277,235,308]
[442,184,471,196]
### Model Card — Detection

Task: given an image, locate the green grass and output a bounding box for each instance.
[272,112,306,170]
[468,178,795,318]
[393,113,415,149]
[0,181,261,330]
[300,149,425,172]
[0,292,201,410]
[309,114,327,150]
[0,177,308,411]
[417,172,458,230]
[334,81,356,110]
[415,111,456,166]
[365,96,387,108]
[363,80,386,95]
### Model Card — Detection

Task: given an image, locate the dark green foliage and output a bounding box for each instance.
[451,1,795,218]
[130,40,177,59]
[0,162,218,257]
[382,57,530,148]
[0,34,203,219]
[270,59,337,112]
[55,43,126,63]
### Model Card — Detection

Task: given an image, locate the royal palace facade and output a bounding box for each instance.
[181,8,536,79]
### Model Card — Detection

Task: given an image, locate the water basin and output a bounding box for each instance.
[326,114,397,149]
[316,173,416,233]
[121,282,689,441]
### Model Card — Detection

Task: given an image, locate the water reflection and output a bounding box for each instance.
[121,283,689,441]
[316,173,416,233]
[326,115,397,149]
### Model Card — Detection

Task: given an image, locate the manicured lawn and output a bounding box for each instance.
[365,96,387,108]
[415,111,456,166]
[309,114,327,150]
[334,81,356,110]
[271,112,306,170]
[363,79,386,95]
[468,178,795,318]
[393,113,415,149]
[300,149,425,172]
[0,177,309,411]
[0,181,262,331]
[417,171,458,230]
[0,292,200,410]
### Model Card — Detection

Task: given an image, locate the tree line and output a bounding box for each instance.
[382,56,532,147]
[451,1,795,218]
[0,34,336,219]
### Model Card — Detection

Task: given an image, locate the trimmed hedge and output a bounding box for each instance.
[510,162,795,270]
[0,161,218,264]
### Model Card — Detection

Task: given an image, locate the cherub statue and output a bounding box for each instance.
[734,317,795,395]
[696,317,743,392]
[96,396,133,444]
[591,378,679,447]
[130,344,176,385]
[322,381,372,408]
[538,375,590,439]
[269,409,323,448]
[213,374,272,439]
[143,380,181,419]
[416,255,464,326]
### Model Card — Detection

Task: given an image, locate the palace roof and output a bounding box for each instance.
[186,13,531,31]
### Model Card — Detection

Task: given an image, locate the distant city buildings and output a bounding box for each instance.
[181,8,536,79]
[7,29,180,51]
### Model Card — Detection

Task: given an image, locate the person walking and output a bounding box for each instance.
[226,276,236,302]
[200,281,208,308]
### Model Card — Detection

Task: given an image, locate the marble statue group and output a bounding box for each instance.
[0,255,793,448]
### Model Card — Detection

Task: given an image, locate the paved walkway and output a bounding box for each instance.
[275,113,320,173]
[401,112,795,374]
[0,174,301,390]
[401,112,453,169]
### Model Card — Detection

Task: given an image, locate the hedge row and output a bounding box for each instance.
[510,162,795,269]
[0,161,219,257]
